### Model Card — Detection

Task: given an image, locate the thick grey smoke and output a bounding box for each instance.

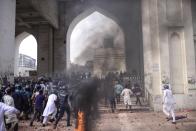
[70,11,125,65]
[43,73,101,131]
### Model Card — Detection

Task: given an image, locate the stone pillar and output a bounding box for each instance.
[53,2,67,73]
[37,24,54,76]
[142,0,162,110]
[142,0,153,105]
[143,0,196,110]
[183,0,196,93]
[0,0,16,82]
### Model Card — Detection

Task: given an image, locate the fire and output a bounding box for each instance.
[75,111,85,131]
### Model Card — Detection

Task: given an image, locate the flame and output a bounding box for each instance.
[75,111,85,131]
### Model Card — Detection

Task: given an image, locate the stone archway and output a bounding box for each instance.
[66,7,126,76]
[14,32,37,76]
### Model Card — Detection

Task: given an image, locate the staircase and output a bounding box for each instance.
[98,96,152,113]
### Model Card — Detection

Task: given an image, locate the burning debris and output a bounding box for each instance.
[70,77,100,131]
[75,111,85,131]
[34,72,101,131]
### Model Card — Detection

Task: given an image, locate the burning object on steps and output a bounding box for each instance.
[71,77,100,131]
[75,111,85,131]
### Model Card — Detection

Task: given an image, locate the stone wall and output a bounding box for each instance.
[142,0,196,111]
[0,0,16,82]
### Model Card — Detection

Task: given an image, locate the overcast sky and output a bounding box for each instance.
[19,35,37,60]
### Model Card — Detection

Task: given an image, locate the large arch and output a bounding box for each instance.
[14,32,37,76]
[66,6,125,73]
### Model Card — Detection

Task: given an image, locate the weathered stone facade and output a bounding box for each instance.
[142,0,196,111]
[0,0,196,110]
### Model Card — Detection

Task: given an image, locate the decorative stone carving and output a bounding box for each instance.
[162,75,169,84]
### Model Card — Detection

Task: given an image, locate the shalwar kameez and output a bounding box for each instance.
[42,94,57,125]
[121,88,132,109]
[163,86,176,123]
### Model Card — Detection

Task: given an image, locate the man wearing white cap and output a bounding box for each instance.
[162,85,176,124]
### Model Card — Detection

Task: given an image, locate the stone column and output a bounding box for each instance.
[183,0,196,93]
[48,27,54,75]
[142,0,162,110]
[53,2,67,73]
[141,0,153,104]
[37,24,54,76]
[0,0,16,82]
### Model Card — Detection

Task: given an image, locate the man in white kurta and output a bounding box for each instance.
[3,88,19,130]
[121,87,132,110]
[42,93,58,126]
[162,85,176,124]
[0,102,19,131]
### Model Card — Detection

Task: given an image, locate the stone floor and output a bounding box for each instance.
[93,111,196,131]
[18,97,196,131]
[18,109,196,131]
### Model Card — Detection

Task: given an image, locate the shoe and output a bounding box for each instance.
[42,124,45,127]
[49,118,55,123]
[53,124,57,129]
[172,122,176,124]
[166,117,170,121]
[29,122,33,126]
[67,124,72,127]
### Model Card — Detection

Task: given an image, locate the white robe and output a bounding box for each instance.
[3,95,18,124]
[163,89,175,111]
[0,102,19,131]
[163,89,175,122]
[43,94,57,117]
[121,88,132,105]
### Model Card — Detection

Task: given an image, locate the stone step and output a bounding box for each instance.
[98,103,152,113]
[97,96,151,113]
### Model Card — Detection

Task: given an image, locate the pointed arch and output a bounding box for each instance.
[14,32,37,76]
[66,6,123,69]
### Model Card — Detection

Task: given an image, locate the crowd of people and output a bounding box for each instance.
[0,72,144,131]
[0,75,73,131]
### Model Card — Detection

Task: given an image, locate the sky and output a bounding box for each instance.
[19,35,37,60]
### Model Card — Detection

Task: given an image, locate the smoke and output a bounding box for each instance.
[41,72,102,131]
[70,77,100,131]
[70,11,125,66]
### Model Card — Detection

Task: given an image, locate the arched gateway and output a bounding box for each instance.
[67,7,126,76]
[0,0,196,110]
